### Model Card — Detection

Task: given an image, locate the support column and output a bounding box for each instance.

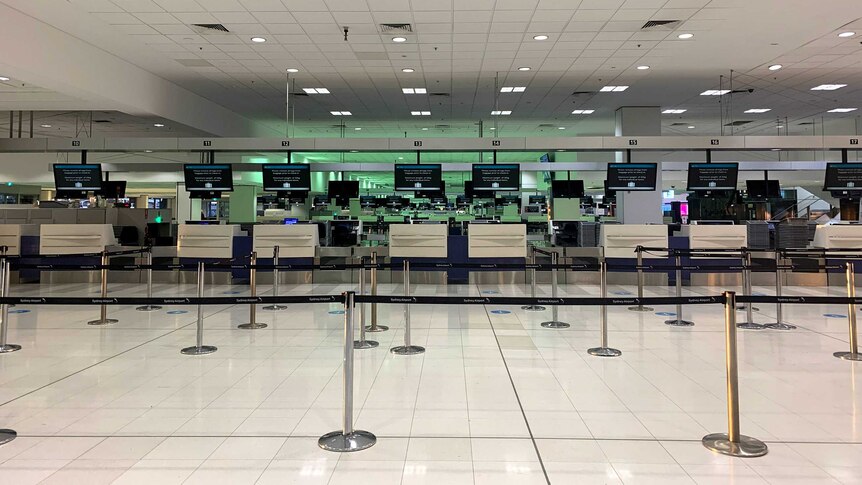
[229,185,258,224]
[615,107,663,224]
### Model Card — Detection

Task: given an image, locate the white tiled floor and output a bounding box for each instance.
[0,277,861,483]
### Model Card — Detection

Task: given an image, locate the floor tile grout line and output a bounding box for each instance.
[477,283,551,485]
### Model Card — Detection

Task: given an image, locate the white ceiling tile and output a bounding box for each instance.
[150,24,196,34]
[496,0,538,9]
[323,0,367,11]
[594,31,633,41]
[492,10,529,22]
[412,11,451,23]
[527,21,569,32]
[69,0,124,12]
[274,34,313,43]
[664,0,709,7]
[537,0,581,8]
[487,33,523,43]
[366,0,410,10]
[239,0,287,9]
[571,9,615,21]
[112,24,161,34]
[253,12,296,22]
[454,23,489,34]
[679,19,725,30]
[531,9,574,22]
[292,11,336,23]
[654,8,699,20]
[264,23,304,33]
[281,0,329,10]
[202,0,245,10]
[204,34,245,43]
[490,22,529,33]
[418,33,453,43]
[454,0,494,10]
[580,0,624,8]
[558,32,596,41]
[302,24,342,34]
[332,11,375,23]
[602,21,644,32]
[621,0,664,7]
[455,10,493,23]
[172,12,217,23]
[134,13,181,24]
[215,12,259,23]
[130,34,173,43]
[351,43,386,51]
[95,12,141,24]
[415,23,454,34]
[564,21,605,32]
[611,8,656,21]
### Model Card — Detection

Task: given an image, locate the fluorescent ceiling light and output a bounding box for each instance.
[0,76,9,81]
[153,123,165,127]
[533,34,548,40]
[811,84,847,91]
[571,109,595,114]
[421,127,429,130]
[500,86,526,93]
[768,64,782,71]
[636,65,650,70]
[354,127,362,130]
[402,87,427,94]
[662,109,687,114]
[330,111,351,116]
[828,108,857,113]
[286,68,299,73]
[678,33,694,39]
[250,36,266,43]
[491,110,512,115]
[401,68,414,72]
[687,125,695,129]
[700,89,731,95]
[303,87,329,94]
[489,127,496,130]
[599,85,628,92]
[838,31,856,38]
[392,36,407,43]
[744,108,771,113]
[40,124,51,128]
[557,127,566,130]
[518,66,531,71]
[410,111,431,116]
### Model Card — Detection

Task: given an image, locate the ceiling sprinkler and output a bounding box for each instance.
[343,26,349,42]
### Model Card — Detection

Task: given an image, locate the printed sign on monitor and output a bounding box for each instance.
[472,164,520,191]
[53,164,102,191]
[606,163,657,191]
[184,164,234,191]
[824,163,862,191]
[262,164,310,191]
[687,163,739,191]
[395,164,442,191]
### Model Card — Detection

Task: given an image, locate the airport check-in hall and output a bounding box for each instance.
[3,1,862,484]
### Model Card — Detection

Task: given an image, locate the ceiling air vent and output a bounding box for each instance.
[724,120,753,126]
[190,24,230,34]
[379,23,413,34]
[669,122,688,126]
[641,20,681,30]
[435,124,450,128]
[798,122,814,125]
[571,91,595,96]
[538,123,556,128]
[93,119,111,123]
[429,92,450,97]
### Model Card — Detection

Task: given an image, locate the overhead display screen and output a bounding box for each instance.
[746,180,781,199]
[606,163,657,191]
[262,164,310,192]
[395,164,442,191]
[824,163,862,191]
[184,164,234,191]
[472,164,520,191]
[687,163,739,191]
[53,164,102,191]
[551,180,585,198]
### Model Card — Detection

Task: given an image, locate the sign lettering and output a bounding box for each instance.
[852,139,859,145]
[414,140,422,147]
[281,140,290,147]
[203,140,212,147]
[491,140,501,147]
[710,139,719,145]
[628,139,638,146]
[71,140,81,147]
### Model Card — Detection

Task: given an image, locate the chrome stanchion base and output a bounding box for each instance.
[354,340,379,349]
[238,322,268,329]
[665,319,695,327]
[365,325,389,332]
[763,322,796,330]
[737,304,760,311]
[318,430,376,452]
[702,433,768,458]
[521,305,546,311]
[737,322,766,330]
[628,306,654,312]
[181,345,218,355]
[540,321,570,329]
[87,318,118,326]
[262,304,288,311]
[588,347,622,357]
[135,305,162,312]
[390,345,425,355]
[0,429,16,446]
[0,344,22,353]
[834,351,862,361]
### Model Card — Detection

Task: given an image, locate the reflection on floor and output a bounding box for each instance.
[0,279,861,484]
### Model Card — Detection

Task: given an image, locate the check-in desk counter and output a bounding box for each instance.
[685,225,748,287]
[39,224,116,284]
[563,247,603,285]
[601,224,668,286]
[177,224,242,284]
[389,223,448,284]
[813,224,862,287]
[0,224,39,283]
[253,224,318,285]
[468,223,527,284]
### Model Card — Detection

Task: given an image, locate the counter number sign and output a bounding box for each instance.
[628,139,637,145]
[281,140,290,147]
[710,139,720,145]
[852,139,859,145]
[71,140,80,147]
[492,140,501,146]
[203,140,212,147]
[414,140,422,147]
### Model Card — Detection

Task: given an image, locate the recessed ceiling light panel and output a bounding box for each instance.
[838,31,856,38]
[662,109,687,114]
[410,111,431,116]
[827,108,857,113]
[811,84,847,91]
[768,64,782,71]
[303,87,330,94]
[599,85,628,92]
[490,110,512,115]
[0,76,9,81]
[402,87,427,94]
[744,108,772,113]
[518,66,531,71]
[250,36,266,43]
[401,68,414,72]
[636,65,650,70]
[533,34,548,40]
[678,33,694,39]
[392,36,407,43]
[286,68,299,73]
[700,89,731,95]
[330,111,352,116]
[571,109,595,114]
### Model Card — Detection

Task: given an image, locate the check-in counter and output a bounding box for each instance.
[177,225,242,284]
[253,224,318,285]
[813,224,862,287]
[686,225,747,287]
[468,223,526,284]
[390,223,448,284]
[39,224,117,284]
[601,224,668,285]
[0,224,38,256]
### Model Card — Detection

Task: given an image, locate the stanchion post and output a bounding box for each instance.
[0,259,21,353]
[263,245,287,311]
[835,262,862,361]
[181,262,217,355]
[238,251,267,329]
[390,260,425,355]
[366,251,388,332]
[541,251,570,329]
[764,250,796,330]
[354,257,378,349]
[703,291,768,457]
[628,246,654,312]
[588,260,621,357]
[737,250,765,330]
[88,250,118,326]
[522,247,546,312]
[319,291,377,452]
[665,253,694,327]
[136,248,162,312]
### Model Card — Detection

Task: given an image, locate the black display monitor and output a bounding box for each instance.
[97,180,127,198]
[824,163,862,191]
[551,180,585,198]
[327,180,359,206]
[687,163,739,191]
[472,164,520,192]
[277,191,308,203]
[457,195,471,206]
[528,195,546,204]
[496,195,520,206]
[606,163,657,191]
[360,195,377,207]
[429,196,447,204]
[53,164,102,191]
[395,164,442,192]
[263,164,311,192]
[189,191,222,200]
[603,180,616,200]
[184,164,234,192]
[746,180,781,199]
[386,195,408,208]
[464,180,476,199]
